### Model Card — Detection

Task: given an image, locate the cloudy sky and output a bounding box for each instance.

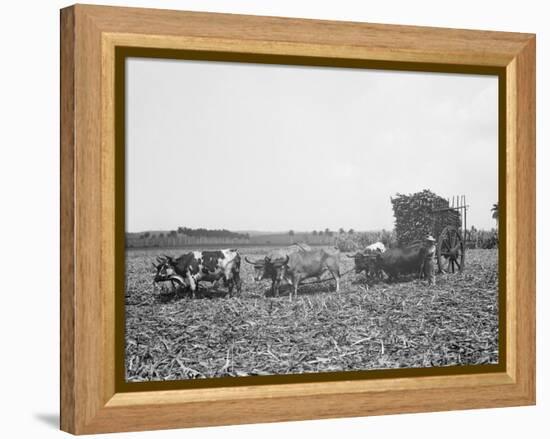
[126,58,498,233]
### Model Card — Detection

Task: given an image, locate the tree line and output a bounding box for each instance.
[175,227,249,240]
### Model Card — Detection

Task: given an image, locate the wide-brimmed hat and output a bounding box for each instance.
[425,235,436,242]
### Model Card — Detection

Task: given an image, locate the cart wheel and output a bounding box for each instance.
[437,226,465,273]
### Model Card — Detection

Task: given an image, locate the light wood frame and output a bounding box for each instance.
[60,4,535,435]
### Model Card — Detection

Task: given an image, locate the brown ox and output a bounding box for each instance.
[246,249,340,300]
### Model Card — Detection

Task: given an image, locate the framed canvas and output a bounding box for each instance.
[60,4,536,435]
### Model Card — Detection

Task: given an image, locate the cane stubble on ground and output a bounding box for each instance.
[125,247,498,381]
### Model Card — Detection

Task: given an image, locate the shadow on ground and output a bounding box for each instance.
[34,413,59,430]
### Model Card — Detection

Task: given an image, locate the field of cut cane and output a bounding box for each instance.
[125,247,499,382]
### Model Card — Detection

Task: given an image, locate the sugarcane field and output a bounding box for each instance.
[124,64,500,383]
[125,190,499,381]
[125,245,498,381]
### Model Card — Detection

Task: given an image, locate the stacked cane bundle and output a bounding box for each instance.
[391,189,460,247]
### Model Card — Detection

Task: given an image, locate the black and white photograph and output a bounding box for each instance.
[124,58,499,382]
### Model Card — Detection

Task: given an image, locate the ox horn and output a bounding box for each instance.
[273,255,289,267]
[244,257,261,265]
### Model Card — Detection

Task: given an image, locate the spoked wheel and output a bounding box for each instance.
[437,226,465,274]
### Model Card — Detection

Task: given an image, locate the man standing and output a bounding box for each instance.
[423,235,437,285]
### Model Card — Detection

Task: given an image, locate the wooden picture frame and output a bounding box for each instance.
[60,4,535,435]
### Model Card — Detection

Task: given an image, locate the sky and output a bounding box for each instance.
[126,58,498,233]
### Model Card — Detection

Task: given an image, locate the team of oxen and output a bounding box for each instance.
[153,240,434,301]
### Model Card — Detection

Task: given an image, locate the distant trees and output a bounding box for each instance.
[127,226,251,249]
[335,228,355,235]
[491,203,499,230]
[466,226,498,249]
[175,227,249,240]
[312,230,318,236]
[335,229,397,252]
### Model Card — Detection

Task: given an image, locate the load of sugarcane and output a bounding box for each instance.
[391,189,461,247]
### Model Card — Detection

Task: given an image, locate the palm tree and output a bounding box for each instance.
[491,203,499,230]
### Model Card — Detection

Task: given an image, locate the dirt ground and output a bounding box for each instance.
[125,247,499,382]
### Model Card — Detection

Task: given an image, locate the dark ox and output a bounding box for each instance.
[348,241,386,281]
[373,242,429,282]
[348,252,381,281]
[245,249,340,300]
[153,249,241,298]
